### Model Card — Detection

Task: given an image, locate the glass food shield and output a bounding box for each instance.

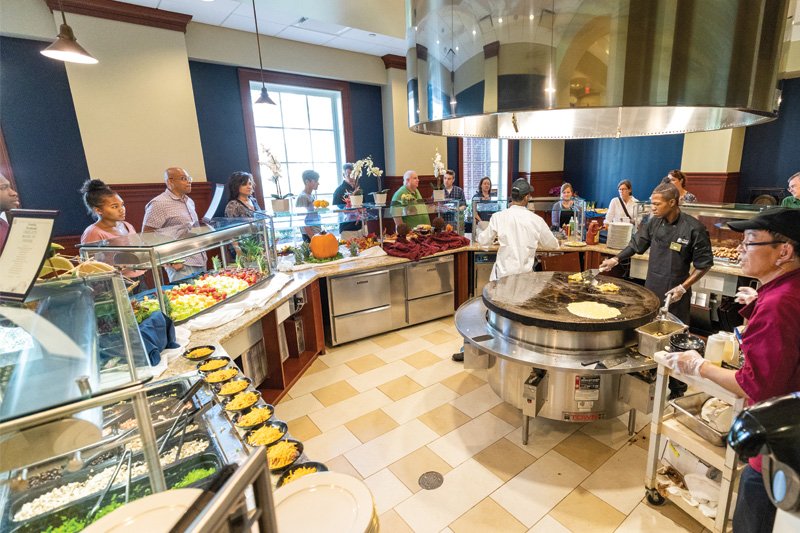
[0,272,152,422]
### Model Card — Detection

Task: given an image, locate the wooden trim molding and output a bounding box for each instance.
[381,54,407,70]
[684,172,741,203]
[238,68,355,203]
[484,41,500,59]
[528,170,565,197]
[0,123,15,190]
[43,0,192,33]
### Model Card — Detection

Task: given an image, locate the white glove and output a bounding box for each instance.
[735,286,757,306]
[599,257,618,272]
[665,284,687,303]
[670,350,706,377]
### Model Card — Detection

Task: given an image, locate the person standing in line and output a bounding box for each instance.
[0,173,21,254]
[142,167,207,282]
[665,208,800,533]
[79,179,147,293]
[295,169,322,242]
[781,172,800,209]
[472,177,494,224]
[442,169,465,226]
[551,182,577,230]
[332,162,366,241]
[604,180,638,225]
[224,171,260,218]
[391,170,431,229]
[664,170,697,204]
[453,179,557,362]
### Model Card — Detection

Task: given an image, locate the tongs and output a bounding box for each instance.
[658,294,673,321]
[88,448,133,520]
[579,268,600,286]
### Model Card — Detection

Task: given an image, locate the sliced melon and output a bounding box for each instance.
[74,260,116,275]
[39,255,74,278]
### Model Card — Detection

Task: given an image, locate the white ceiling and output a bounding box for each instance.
[118,0,408,57]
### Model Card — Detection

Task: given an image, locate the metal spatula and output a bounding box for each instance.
[579,269,600,285]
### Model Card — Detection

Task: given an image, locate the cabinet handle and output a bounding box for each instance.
[426,267,437,272]
[357,280,368,285]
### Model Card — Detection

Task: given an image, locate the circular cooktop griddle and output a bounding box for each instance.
[482,271,660,332]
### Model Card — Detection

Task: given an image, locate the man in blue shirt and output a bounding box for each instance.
[442,169,465,226]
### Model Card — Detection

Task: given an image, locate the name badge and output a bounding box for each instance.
[670,242,682,252]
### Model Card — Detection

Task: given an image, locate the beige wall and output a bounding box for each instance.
[0,0,55,41]
[184,23,387,86]
[60,12,206,184]
[530,140,565,171]
[680,128,745,173]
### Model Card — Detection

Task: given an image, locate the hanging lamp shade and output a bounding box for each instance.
[41,23,98,65]
[255,86,276,105]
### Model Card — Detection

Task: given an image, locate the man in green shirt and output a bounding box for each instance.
[781,172,800,209]
[392,170,431,228]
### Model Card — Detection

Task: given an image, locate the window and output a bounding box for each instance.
[460,138,509,199]
[239,69,354,203]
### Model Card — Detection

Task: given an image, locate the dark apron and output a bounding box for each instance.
[645,222,692,324]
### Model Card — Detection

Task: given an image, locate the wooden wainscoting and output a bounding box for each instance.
[685,172,740,203]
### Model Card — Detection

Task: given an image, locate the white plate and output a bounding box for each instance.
[83,489,203,533]
[274,472,375,533]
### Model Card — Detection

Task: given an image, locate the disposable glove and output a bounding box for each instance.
[671,350,706,377]
[734,286,757,306]
[665,284,687,303]
[599,257,618,272]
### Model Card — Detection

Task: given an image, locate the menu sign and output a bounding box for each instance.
[0,210,58,301]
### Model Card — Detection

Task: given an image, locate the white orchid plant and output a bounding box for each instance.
[432,148,446,189]
[260,144,293,200]
[350,156,383,196]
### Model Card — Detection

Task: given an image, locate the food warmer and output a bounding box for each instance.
[0,273,275,533]
[455,272,662,441]
[79,215,276,316]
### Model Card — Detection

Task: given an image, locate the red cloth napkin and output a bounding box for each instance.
[384,231,469,261]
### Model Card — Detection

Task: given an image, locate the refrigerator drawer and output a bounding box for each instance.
[329,270,391,316]
[407,291,454,325]
[406,256,454,300]
[333,305,393,345]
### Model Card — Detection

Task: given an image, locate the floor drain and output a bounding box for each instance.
[418,471,444,490]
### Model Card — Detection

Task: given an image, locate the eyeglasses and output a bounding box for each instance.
[738,240,785,250]
[170,176,193,183]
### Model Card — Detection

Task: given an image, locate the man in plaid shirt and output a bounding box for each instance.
[443,169,466,225]
[143,167,207,282]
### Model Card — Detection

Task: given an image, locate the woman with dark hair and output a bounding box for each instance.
[79,179,146,291]
[551,182,577,229]
[472,177,494,224]
[224,171,260,217]
[604,179,638,225]
[665,170,697,204]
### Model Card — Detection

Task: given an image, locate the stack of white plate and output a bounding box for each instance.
[607,222,633,249]
[274,472,378,532]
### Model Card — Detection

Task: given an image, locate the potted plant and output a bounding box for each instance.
[351,155,383,205]
[350,189,364,207]
[238,235,265,270]
[372,189,389,205]
[261,144,293,212]
[432,148,446,201]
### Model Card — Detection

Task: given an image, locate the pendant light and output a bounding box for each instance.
[251,0,275,105]
[41,0,98,64]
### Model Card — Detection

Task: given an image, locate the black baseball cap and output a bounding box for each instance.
[511,179,532,196]
[727,207,800,243]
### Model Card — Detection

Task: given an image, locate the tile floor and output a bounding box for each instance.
[276,317,711,533]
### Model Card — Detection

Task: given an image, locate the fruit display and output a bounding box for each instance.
[313,199,329,208]
[309,231,339,259]
[131,298,160,324]
[343,233,379,252]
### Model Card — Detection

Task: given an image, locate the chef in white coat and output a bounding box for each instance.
[477,179,559,281]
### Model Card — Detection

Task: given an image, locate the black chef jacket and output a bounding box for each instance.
[616,211,714,323]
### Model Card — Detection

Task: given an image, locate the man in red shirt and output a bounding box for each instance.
[667,208,800,533]
[0,173,21,254]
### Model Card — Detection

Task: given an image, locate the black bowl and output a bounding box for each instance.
[277,461,329,487]
[216,377,252,398]
[244,419,287,447]
[196,356,232,374]
[182,345,216,362]
[268,439,304,473]
[223,390,262,413]
[203,367,240,386]
[232,404,275,430]
[670,333,706,355]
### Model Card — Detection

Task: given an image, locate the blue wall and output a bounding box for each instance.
[739,77,800,202]
[349,81,385,176]
[0,36,91,237]
[563,134,684,207]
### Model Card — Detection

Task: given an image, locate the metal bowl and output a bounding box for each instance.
[196,356,232,374]
[203,367,239,386]
[215,377,252,398]
[222,391,262,413]
[267,439,304,473]
[182,345,216,362]
[276,461,329,488]
[244,420,287,447]
[231,405,275,430]
[670,333,706,355]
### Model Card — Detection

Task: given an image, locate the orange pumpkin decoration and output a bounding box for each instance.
[310,231,339,259]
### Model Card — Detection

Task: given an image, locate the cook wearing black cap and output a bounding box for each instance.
[664,207,800,533]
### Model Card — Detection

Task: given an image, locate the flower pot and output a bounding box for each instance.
[372,192,387,205]
[350,195,363,207]
[433,189,446,201]
[271,199,290,212]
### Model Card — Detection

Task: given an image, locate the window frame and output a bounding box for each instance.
[457,138,515,199]
[238,68,355,206]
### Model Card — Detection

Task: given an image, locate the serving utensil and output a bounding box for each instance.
[579,268,600,286]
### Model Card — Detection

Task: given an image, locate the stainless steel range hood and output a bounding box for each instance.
[406,0,792,139]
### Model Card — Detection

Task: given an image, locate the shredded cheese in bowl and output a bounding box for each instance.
[205,368,238,383]
[199,359,228,371]
[268,440,299,469]
[247,425,284,446]
[219,380,249,395]
[281,466,318,485]
[225,391,259,411]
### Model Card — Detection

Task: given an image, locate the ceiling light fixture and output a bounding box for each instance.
[40,0,98,64]
[251,0,275,105]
